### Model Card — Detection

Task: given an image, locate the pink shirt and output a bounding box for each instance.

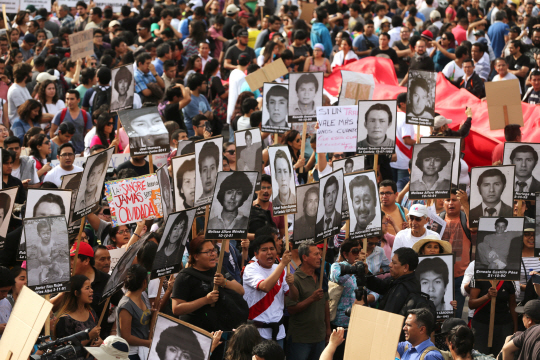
[208,27,223,59]
[452,25,467,45]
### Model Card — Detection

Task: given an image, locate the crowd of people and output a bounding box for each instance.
[1,0,540,359]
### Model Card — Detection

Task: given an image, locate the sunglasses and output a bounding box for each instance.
[350,248,361,254]
[333,154,345,159]
[43,141,50,145]
[226,150,236,155]
[106,122,114,126]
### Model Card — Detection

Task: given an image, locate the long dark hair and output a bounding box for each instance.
[54,275,92,336]
[262,42,278,64]
[225,324,262,360]
[188,20,207,44]
[203,58,220,79]
[232,91,254,120]
[38,80,59,105]
[124,264,148,292]
[18,100,43,124]
[96,113,114,147]
[23,127,43,147]
[180,54,201,79]
[28,133,49,161]
[162,212,189,249]
[283,129,300,160]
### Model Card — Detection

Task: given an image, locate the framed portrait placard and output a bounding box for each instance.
[356,100,397,155]
[118,107,169,157]
[417,254,455,320]
[409,142,454,200]
[0,186,18,249]
[344,170,382,240]
[268,145,297,216]
[316,169,344,243]
[405,70,436,126]
[194,136,223,216]
[293,183,320,248]
[288,72,324,123]
[261,82,291,134]
[503,142,540,200]
[110,63,135,113]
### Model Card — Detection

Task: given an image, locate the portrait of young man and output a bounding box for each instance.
[294,184,319,241]
[504,143,540,198]
[262,83,290,131]
[357,101,396,154]
[470,167,514,224]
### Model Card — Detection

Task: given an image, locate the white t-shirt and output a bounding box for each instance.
[227,69,246,125]
[391,112,415,170]
[243,261,289,340]
[237,116,251,131]
[391,228,441,258]
[492,72,522,94]
[442,61,465,82]
[42,100,66,116]
[43,165,83,187]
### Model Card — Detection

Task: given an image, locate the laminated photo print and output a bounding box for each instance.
[417,254,455,320]
[474,216,524,281]
[409,142,454,200]
[420,137,462,190]
[235,128,263,187]
[356,100,397,155]
[171,154,196,212]
[288,72,324,123]
[119,107,169,156]
[262,82,291,134]
[503,142,540,200]
[469,165,516,226]
[333,155,365,221]
[316,169,344,243]
[25,215,70,295]
[61,172,83,242]
[157,165,174,222]
[344,170,382,240]
[206,171,258,240]
[406,70,436,126]
[0,187,17,249]
[110,63,135,112]
[194,136,223,214]
[536,194,540,257]
[293,183,320,247]
[268,145,297,216]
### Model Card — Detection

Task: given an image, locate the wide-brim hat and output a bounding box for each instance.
[412,236,453,255]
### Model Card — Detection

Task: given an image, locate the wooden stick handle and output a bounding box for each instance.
[149,155,154,173]
[213,239,228,292]
[363,238,367,254]
[274,133,278,144]
[345,220,350,239]
[71,216,87,276]
[44,295,51,336]
[373,154,379,178]
[416,124,420,143]
[284,216,290,273]
[4,351,12,360]
[97,297,111,327]
[319,239,327,289]
[149,277,165,340]
[192,217,198,239]
[299,122,307,174]
[204,205,210,234]
[487,280,497,348]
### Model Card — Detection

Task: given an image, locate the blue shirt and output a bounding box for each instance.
[353,34,379,58]
[240,80,261,98]
[179,16,193,39]
[11,117,32,143]
[152,58,164,76]
[397,339,444,360]
[487,21,509,59]
[310,22,333,58]
[134,68,157,95]
[182,93,211,136]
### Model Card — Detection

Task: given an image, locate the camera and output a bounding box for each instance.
[31,329,90,360]
[340,262,368,315]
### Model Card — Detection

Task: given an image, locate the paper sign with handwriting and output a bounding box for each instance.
[69,29,94,60]
[105,174,163,226]
[316,106,357,153]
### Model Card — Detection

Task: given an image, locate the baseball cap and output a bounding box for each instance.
[515,299,540,319]
[421,30,433,41]
[473,29,485,36]
[238,10,249,18]
[33,15,43,21]
[85,336,129,360]
[434,115,452,128]
[226,4,240,15]
[130,8,140,14]
[26,5,37,13]
[524,220,535,232]
[36,72,57,83]
[236,28,248,37]
[70,241,95,257]
[440,318,467,334]
[510,25,521,33]
[24,33,37,44]
[430,10,441,20]
[109,20,121,28]
[408,204,428,218]
[237,52,251,66]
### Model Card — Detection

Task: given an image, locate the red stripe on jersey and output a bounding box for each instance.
[249,271,285,320]
[396,137,413,159]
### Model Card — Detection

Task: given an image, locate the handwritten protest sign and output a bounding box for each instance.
[316,105,357,153]
[1,0,19,14]
[69,29,94,60]
[105,174,163,226]
[20,0,49,11]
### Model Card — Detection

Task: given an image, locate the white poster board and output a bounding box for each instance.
[316,105,357,153]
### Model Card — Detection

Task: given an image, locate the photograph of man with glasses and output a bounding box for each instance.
[391,204,441,258]
[345,171,382,239]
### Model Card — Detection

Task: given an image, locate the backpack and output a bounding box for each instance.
[403,344,441,360]
[60,108,89,129]
[92,86,112,111]
[247,205,276,234]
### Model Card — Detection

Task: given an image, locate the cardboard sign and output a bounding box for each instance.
[485,79,523,130]
[344,305,404,360]
[316,105,357,153]
[0,286,54,360]
[1,1,19,15]
[338,71,375,106]
[245,58,288,91]
[69,29,94,61]
[105,174,163,226]
[300,1,317,23]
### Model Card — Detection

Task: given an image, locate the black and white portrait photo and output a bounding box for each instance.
[344,170,382,240]
[261,83,291,134]
[426,209,447,236]
[206,171,257,239]
[503,142,540,200]
[288,72,324,123]
[268,145,297,216]
[119,107,170,156]
[474,216,523,281]
[61,172,83,240]
[316,169,344,242]
[172,154,196,212]
[356,100,397,155]
[406,70,436,126]
[333,155,365,174]
[151,209,196,279]
[194,137,223,210]
[73,147,114,217]
[177,140,195,156]
[420,137,462,189]
[410,142,454,199]
[0,187,17,249]
[416,254,454,319]
[157,165,174,222]
[235,128,263,174]
[294,183,319,245]
[469,166,516,226]
[111,64,135,112]
[25,215,70,295]
[103,234,147,298]
[149,314,212,360]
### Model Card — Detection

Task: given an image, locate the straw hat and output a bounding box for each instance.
[412,235,453,255]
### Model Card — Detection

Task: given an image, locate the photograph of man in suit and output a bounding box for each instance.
[357,103,395,149]
[470,168,513,221]
[294,186,319,241]
[410,142,452,192]
[316,175,342,235]
[349,174,377,232]
[476,217,522,270]
[509,144,540,193]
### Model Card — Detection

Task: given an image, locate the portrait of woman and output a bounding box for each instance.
[153,211,190,271]
[152,316,210,360]
[111,65,134,112]
[272,149,296,207]
[174,156,196,211]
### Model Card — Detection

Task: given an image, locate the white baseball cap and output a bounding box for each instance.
[433,115,452,128]
[84,336,129,360]
[408,204,428,218]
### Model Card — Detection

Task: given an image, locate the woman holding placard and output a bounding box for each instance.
[284,130,315,184]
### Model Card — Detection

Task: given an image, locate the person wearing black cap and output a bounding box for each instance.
[223,28,255,78]
[501,299,540,359]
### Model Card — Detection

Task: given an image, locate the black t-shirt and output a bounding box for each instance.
[513,324,540,360]
[91,267,123,338]
[3,175,26,204]
[225,45,256,67]
[506,54,530,89]
[370,47,399,65]
[223,17,237,40]
[470,279,515,325]
[410,54,435,71]
[135,36,154,47]
[291,45,312,72]
[209,76,226,102]
[164,102,186,130]
[116,160,157,177]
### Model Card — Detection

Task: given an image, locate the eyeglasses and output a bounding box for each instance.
[43,141,50,145]
[94,35,103,38]
[59,153,75,158]
[295,138,301,143]
[380,191,394,196]
[441,37,448,40]
[106,122,114,126]
[350,248,361,254]
[226,150,236,155]
[117,229,130,235]
[409,215,424,222]
[80,234,89,241]
[199,249,218,255]
[368,241,381,246]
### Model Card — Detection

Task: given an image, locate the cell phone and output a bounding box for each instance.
[532,274,540,285]
[205,121,212,134]
[220,331,233,341]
